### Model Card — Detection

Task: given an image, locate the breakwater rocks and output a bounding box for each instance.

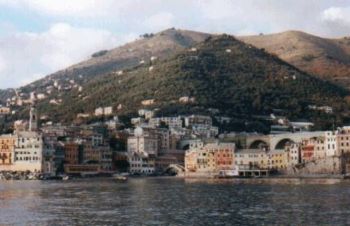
[0,171,41,180]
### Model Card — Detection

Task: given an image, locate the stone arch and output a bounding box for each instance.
[275,138,294,150]
[182,144,190,150]
[249,140,269,149]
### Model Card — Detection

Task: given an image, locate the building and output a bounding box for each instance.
[64,164,100,175]
[325,131,338,157]
[184,142,235,176]
[29,105,38,131]
[313,137,326,159]
[13,131,43,172]
[94,107,104,116]
[285,143,301,166]
[184,149,198,172]
[267,150,288,170]
[301,139,315,163]
[42,148,56,175]
[179,96,195,104]
[300,136,326,162]
[141,99,155,106]
[153,128,170,154]
[138,109,155,119]
[131,117,145,126]
[336,126,350,155]
[64,143,82,165]
[98,146,113,171]
[103,106,113,116]
[191,124,219,138]
[83,143,100,163]
[0,106,10,115]
[127,127,158,157]
[235,149,268,169]
[149,116,183,128]
[0,134,16,166]
[184,115,212,127]
[128,152,156,175]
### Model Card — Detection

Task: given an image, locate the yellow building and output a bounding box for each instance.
[185,150,198,172]
[268,150,288,170]
[0,107,10,115]
[196,148,216,173]
[0,134,16,166]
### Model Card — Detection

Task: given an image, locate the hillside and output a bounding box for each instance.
[34,35,350,130]
[7,28,210,101]
[0,89,14,105]
[239,31,350,89]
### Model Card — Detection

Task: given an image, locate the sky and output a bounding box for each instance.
[0,0,350,89]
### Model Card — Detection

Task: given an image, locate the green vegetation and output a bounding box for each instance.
[34,35,350,131]
[302,54,317,62]
[91,50,109,58]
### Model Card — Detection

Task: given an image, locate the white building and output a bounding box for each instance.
[325,131,338,157]
[127,127,158,157]
[149,116,183,128]
[141,99,155,106]
[14,131,43,172]
[103,106,113,115]
[94,106,113,116]
[235,149,268,169]
[191,125,219,138]
[131,117,145,126]
[184,115,212,127]
[285,143,301,166]
[128,152,155,175]
[94,107,104,116]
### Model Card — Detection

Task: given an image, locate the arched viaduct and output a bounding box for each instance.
[246,132,324,150]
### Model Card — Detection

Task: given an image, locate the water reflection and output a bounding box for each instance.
[1,178,350,225]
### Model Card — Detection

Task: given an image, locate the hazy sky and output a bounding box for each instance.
[0,0,349,89]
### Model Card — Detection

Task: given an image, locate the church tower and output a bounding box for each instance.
[29,105,38,131]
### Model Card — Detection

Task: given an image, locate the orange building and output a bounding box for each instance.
[214,147,234,171]
[64,143,81,164]
[301,139,315,162]
[0,134,16,165]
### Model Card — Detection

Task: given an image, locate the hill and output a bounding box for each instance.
[33,35,350,131]
[0,89,14,105]
[4,28,210,102]
[239,31,350,89]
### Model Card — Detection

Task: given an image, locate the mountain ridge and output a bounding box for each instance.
[239,30,350,89]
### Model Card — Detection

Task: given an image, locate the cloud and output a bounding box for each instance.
[1,0,350,88]
[322,7,350,23]
[143,12,175,31]
[197,0,240,20]
[0,23,129,88]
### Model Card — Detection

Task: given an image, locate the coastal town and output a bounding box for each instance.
[1,91,350,180]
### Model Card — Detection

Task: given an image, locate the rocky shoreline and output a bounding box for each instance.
[0,171,42,180]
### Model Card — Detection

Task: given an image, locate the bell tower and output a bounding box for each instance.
[29,105,38,131]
